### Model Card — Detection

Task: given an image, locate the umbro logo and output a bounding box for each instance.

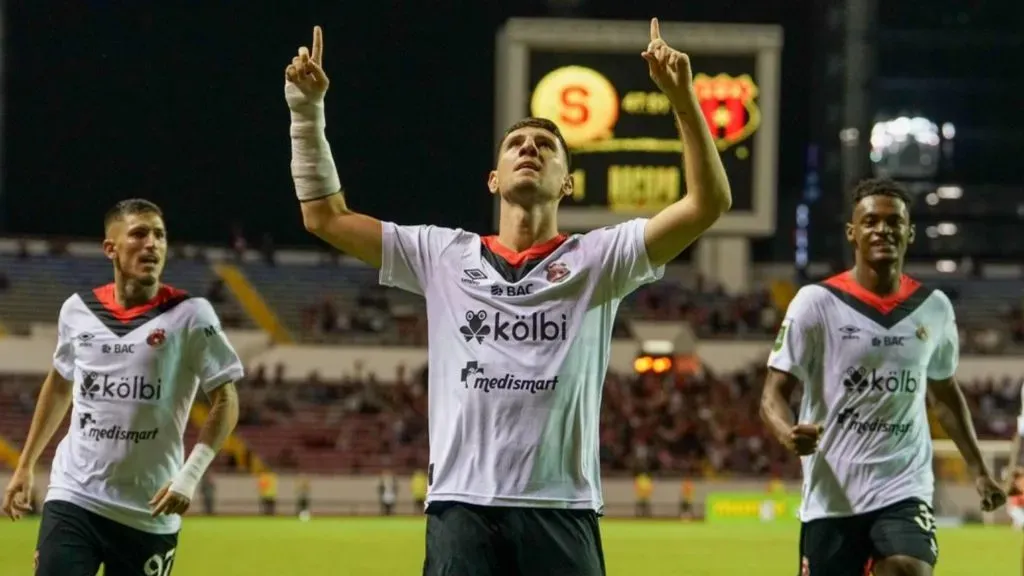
[75,333,95,347]
[838,325,860,340]
[462,268,487,286]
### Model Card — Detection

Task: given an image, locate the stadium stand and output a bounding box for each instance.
[2,243,1023,483]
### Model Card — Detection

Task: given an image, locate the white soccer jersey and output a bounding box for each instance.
[380,219,663,512]
[47,284,244,534]
[767,271,958,522]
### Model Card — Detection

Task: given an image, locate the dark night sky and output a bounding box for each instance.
[1,1,812,253]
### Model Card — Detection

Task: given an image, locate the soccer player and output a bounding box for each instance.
[1004,382,1024,574]
[1,199,244,576]
[284,21,732,575]
[760,178,1005,576]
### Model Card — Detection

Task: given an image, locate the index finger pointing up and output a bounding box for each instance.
[312,25,324,64]
[650,17,661,41]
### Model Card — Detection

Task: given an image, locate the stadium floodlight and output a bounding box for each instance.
[869,116,942,179]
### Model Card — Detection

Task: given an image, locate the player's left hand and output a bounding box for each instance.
[976,474,1007,512]
[149,482,192,517]
[641,18,694,106]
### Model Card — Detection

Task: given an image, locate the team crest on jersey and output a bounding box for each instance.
[916,324,928,341]
[146,328,167,348]
[545,261,570,283]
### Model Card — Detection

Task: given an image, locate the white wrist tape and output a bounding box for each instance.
[286,83,342,202]
[168,443,216,499]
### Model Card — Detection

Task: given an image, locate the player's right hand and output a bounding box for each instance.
[786,423,823,456]
[1,468,34,521]
[285,25,329,105]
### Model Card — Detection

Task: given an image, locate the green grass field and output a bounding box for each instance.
[0,516,1018,575]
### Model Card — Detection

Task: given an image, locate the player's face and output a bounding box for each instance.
[103,212,167,286]
[488,127,572,205]
[846,195,915,264]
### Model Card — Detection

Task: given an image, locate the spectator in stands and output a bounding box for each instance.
[257,470,277,516]
[378,471,397,516]
[230,223,247,261]
[260,233,276,266]
[296,476,311,520]
[411,469,428,513]
[634,471,653,517]
[200,474,216,516]
[205,278,226,304]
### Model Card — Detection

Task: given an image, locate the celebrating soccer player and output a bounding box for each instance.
[760,179,1005,576]
[285,21,731,575]
[1,200,244,576]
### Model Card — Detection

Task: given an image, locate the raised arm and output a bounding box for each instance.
[640,18,732,268]
[285,25,383,268]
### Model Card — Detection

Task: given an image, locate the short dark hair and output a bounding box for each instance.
[499,117,572,169]
[104,198,164,231]
[850,178,912,211]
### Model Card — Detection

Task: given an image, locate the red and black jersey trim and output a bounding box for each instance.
[818,270,933,329]
[78,283,191,337]
[480,234,567,283]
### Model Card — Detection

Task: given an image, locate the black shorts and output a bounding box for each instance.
[799,498,938,576]
[36,500,180,576]
[423,501,605,576]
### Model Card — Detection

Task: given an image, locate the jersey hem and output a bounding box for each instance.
[926,369,957,381]
[767,358,805,383]
[46,488,181,535]
[799,492,933,523]
[379,221,400,290]
[52,362,74,382]
[426,492,601,511]
[200,367,245,393]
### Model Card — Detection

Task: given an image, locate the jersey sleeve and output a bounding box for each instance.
[582,219,665,298]
[766,286,823,383]
[187,298,245,393]
[380,223,462,296]
[926,291,959,381]
[52,297,76,380]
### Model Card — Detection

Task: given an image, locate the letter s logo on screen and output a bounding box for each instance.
[530,66,619,148]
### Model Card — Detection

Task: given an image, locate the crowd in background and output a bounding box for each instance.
[1,245,1023,478]
[3,360,1008,478]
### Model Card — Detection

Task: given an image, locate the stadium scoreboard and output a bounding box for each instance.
[496,19,782,235]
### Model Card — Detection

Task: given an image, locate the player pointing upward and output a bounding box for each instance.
[285,21,731,575]
[760,179,1004,576]
[2,199,243,576]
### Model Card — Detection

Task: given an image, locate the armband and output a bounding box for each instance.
[168,443,217,499]
[286,83,342,202]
